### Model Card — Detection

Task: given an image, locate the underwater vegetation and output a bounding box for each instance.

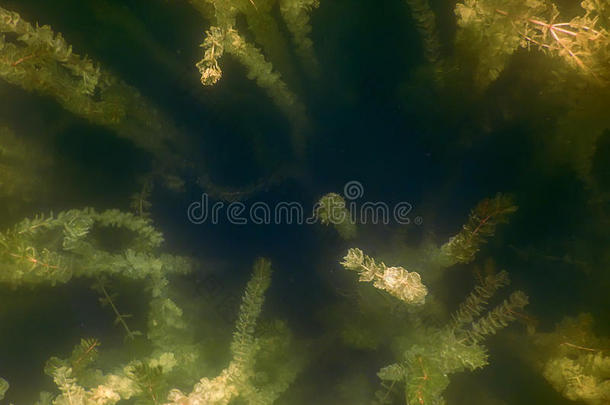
[187,0,317,157]
[333,194,529,405]
[0,208,300,404]
[530,314,610,405]
[1,0,610,404]
[315,193,357,240]
[0,5,186,168]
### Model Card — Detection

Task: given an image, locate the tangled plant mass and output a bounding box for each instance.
[455,0,610,87]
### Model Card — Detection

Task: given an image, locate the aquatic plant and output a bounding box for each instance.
[449,269,510,328]
[45,338,102,381]
[0,208,188,291]
[327,193,520,354]
[335,257,529,404]
[440,193,517,265]
[404,0,442,77]
[529,313,610,405]
[433,0,610,184]
[0,198,301,402]
[544,349,610,405]
[0,6,100,96]
[1,2,603,404]
[341,248,428,305]
[315,192,357,240]
[129,177,154,219]
[36,260,281,405]
[186,0,317,150]
[0,208,299,404]
[375,270,528,405]
[0,6,186,168]
[402,0,610,183]
[333,193,527,404]
[92,280,143,341]
[0,378,8,401]
[0,208,181,403]
[455,0,610,89]
[1,4,297,203]
[279,0,320,73]
[44,340,179,404]
[166,258,302,405]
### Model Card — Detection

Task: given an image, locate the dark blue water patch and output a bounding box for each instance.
[50,123,150,207]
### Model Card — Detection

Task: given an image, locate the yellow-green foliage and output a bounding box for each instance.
[533,314,610,405]
[43,258,298,405]
[0,6,100,97]
[189,0,316,135]
[453,1,610,183]
[372,267,527,405]
[316,192,357,240]
[166,258,301,405]
[456,0,545,89]
[0,6,184,166]
[373,195,518,280]
[279,0,320,73]
[341,248,428,305]
[0,378,7,400]
[378,329,489,405]
[44,352,178,404]
[449,268,528,343]
[335,193,527,404]
[544,353,610,405]
[231,258,273,378]
[450,270,510,328]
[465,290,529,343]
[0,208,189,290]
[455,0,610,89]
[129,177,154,219]
[93,280,143,341]
[451,1,610,184]
[440,193,517,265]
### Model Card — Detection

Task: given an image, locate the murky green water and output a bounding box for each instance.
[0,0,609,404]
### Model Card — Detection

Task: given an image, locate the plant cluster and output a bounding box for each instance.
[530,313,610,405]
[0,6,186,169]
[341,248,428,306]
[455,0,610,89]
[334,195,529,405]
[370,264,527,405]
[315,192,357,240]
[0,208,186,291]
[3,1,608,404]
[440,193,517,265]
[188,0,318,147]
[402,0,610,183]
[166,259,302,405]
[0,208,299,405]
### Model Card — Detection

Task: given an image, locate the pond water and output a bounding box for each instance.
[0,1,608,404]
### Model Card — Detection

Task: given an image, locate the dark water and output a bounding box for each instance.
[0,0,608,404]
